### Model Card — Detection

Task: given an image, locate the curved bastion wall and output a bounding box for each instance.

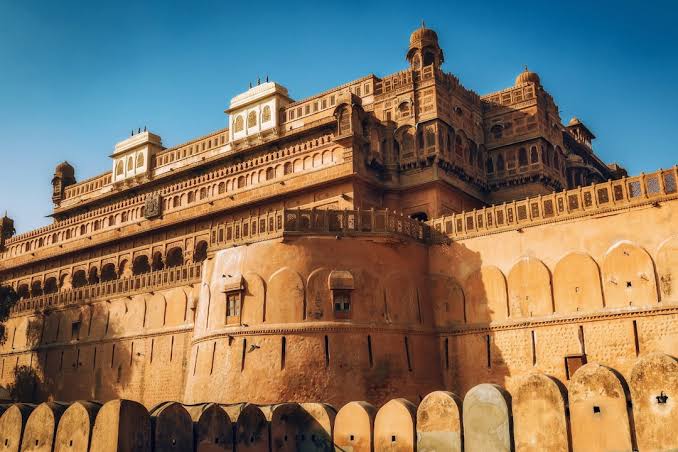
[183,236,442,406]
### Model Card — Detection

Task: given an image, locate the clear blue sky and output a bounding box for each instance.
[1,0,676,233]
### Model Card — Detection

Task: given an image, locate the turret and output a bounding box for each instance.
[51,161,76,205]
[406,22,444,70]
[0,212,15,251]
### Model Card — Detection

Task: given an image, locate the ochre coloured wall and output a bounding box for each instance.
[89,399,151,452]
[507,257,552,318]
[601,241,657,308]
[463,266,507,324]
[187,403,233,452]
[150,402,193,452]
[511,373,568,452]
[462,384,512,452]
[54,401,100,452]
[20,402,68,452]
[0,404,33,452]
[655,235,678,301]
[629,353,678,452]
[553,252,603,313]
[373,398,417,452]
[334,401,376,452]
[235,404,269,452]
[416,391,462,452]
[568,363,633,452]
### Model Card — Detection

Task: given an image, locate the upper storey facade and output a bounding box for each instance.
[0,25,623,273]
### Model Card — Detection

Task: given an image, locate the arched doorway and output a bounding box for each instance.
[166,247,184,268]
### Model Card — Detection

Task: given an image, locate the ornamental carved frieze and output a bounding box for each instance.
[144,192,162,219]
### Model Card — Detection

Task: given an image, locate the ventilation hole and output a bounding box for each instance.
[69,440,73,446]
[284,435,288,442]
[250,435,255,443]
[392,435,397,442]
[626,281,632,288]
[593,406,601,413]
[350,435,355,441]
[171,439,176,446]
[215,437,219,444]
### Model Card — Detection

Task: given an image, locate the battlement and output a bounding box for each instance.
[0,352,675,451]
[429,166,678,239]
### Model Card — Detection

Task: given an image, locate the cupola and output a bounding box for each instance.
[51,161,76,205]
[406,22,444,70]
[515,66,541,86]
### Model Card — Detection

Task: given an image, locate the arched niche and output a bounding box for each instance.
[568,363,632,451]
[629,353,678,451]
[164,287,188,326]
[266,268,304,324]
[507,257,553,318]
[384,273,419,325]
[374,398,417,452]
[553,252,603,313]
[428,274,465,327]
[20,402,69,452]
[464,266,508,323]
[90,399,151,452]
[334,401,376,452]
[602,241,658,308]
[242,272,265,326]
[512,373,568,452]
[416,391,462,452]
[462,384,512,452]
[306,268,331,321]
[656,236,678,302]
[145,293,167,330]
[235,403,269,452]
[54,401,101,452]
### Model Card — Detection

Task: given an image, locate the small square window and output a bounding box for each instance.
[333,290,351,319]
[226,292,241,324]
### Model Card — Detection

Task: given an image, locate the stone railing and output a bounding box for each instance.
[430,167,678,239]
[210,208,449,248]
[63,172,113,201]
[10,263,202,315]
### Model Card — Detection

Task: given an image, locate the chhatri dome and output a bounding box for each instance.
[515,66,541,86]
[407,21,444,69]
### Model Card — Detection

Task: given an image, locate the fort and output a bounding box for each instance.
[0,25,676,451]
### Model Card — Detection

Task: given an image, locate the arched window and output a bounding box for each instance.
[118,260,129,278]
[422,50,435,67]
[194,241,208,263]
[397,102,410,119]
[337,106,350,135]
[166,247,184,268]
[31,280,43,297]
[497,154,505,171]
[121,212,128,222]
[518,148,528,167]
[136,152,145,168]
[109,215,115,227]
[234,115,244,132]
[101,264,116,282]
[237,175,246,188]
[188,192,195,203]
[133,255,150,275]
[152,252,164,271]
[199,187,207,200]
[72,270,88,288]
[173,196,180,208]
[455,135,463,156]
[409,212,428,222]
[115,160,124,176]
[44,277,58,294]
[266,167,274,180]
[127,156,134,171]
[247,111,257,128]
[486,158,494,173]
[530,146,539,163]
[425,128,435,148]
[88,267,99,285]
[262,105,271,122]
[218,182,225,194]
[80,225,86,236]
[402,131,414,155]
[17,284,29,300]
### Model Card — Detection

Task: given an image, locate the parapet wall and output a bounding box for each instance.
[0,353,675,451]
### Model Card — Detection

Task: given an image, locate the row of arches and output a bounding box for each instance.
[3,134,337,260]
[13,242,207,300]
[154,130,228,167]
[434,238,675,326]
[486,142,565,177]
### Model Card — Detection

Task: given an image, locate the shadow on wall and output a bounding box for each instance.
[7,299,136,404]
[432,242,511,398]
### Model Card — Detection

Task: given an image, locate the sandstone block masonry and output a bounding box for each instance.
[0,26,676,451]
